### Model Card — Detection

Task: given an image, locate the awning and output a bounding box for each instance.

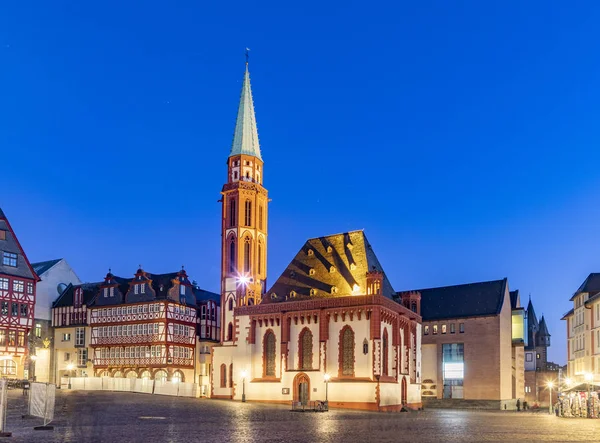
[563,382,600,392]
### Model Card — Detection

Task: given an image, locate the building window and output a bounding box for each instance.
[17,331,24,347]
[27,283,34,294]
[0,360,15,376]
[243,238,251,273]
[459,323,464,333]
[298,328,313,370]
[7,331,15,346]
[35,323,42,338]
[450,323,455,334]
[382,328,389,376]
[180,284,185,296]
[19,304,27,317]
[141,283,145,294]
[62,333,71,342]
[536,353,540,359]
[0,278,7,290]
[13,280,24,293]
[263,330,276,377]
[134,284,138,295]
[244,200,252,226]
[229,199,236,227]
[363,338,369,354]
[229,363,233,388]
[109,287,114,297]
[227,322,233,341]
[229,240,236,274]
[442,324,447,334]
[78,348,88,367]
[339,326,355,376]
[442,343,464,399]
[525,353,533,362]
[257,242,263,275]
[424,325,429,335]
[432,325,438,335]
[258,205,263,230]
[103,288,108,298]
[2,252,17,267]
[228,298,234,311]
[76,327,85,346]
[0,302,6,316]
[10,303,17,317]
[220,364,227,388]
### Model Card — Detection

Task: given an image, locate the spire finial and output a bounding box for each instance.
[245,47,250,66]
[529,292,531,302]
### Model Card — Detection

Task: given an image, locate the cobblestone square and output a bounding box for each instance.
[1,390,598,442]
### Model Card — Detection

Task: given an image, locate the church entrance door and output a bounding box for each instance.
[294,373,310,406]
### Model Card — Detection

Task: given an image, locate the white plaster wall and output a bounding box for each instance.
[36,260,81,320]
[421,344,437,382]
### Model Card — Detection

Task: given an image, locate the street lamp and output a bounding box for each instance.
[66,363,74,389]
[323,373,330,403]
[547,381,554,415]
[241,370,247,403]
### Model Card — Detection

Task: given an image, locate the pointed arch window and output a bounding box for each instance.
[263,330,276,377]
[244,238,251,273]
[339,326,355,377]
[229,363,233,388]
[382,328,389,376]
[229,198,236,227]
[227,322,233,341]
[220,364,227,388]
[257,241,263,275]
[258,205,263,230]
[228,239,236,274]
[244,200,252,226]
[298,328,313,370]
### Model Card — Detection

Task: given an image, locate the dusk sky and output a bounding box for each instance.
[2,2,600,364]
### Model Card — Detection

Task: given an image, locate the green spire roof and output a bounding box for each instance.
[229,63,262,160]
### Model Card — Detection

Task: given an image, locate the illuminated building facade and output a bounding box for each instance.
[0,208,38,379]
[211,62,423,411]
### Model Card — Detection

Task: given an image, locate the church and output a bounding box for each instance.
[211,62,423,411]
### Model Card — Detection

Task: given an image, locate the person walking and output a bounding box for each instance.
[516,398,521,412]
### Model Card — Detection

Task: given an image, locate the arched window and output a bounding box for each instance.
[140,370,152,381]
[257,241,263,275]
[298,328,313,370]
[244,200,252,226]
[411,302,417,313]
[172,370,183,383]
[227,322,233,341]
[220,364,227,388]
[263,330,276,377]
[228,297,234,311]
[363,339,369,355]
[229,198,236,227]
[126,370,138,379]
[339,326,355,377]
[382,328,389,376]
[229,363,233,388]
[228,239,236,274]
[258,205,263,230]
[243,238,251,273]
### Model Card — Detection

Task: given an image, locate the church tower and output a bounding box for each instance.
[220,60,268,343]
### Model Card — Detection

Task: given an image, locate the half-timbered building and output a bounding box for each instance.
[0,208,38,379]
[194,285,221,396]
[211,63,423,410]
[89,268,198,383]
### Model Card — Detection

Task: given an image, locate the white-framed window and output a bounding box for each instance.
[109,287,114,297]
[27,282,34,294]
[134,285,139,295]
[2,252,17,267]
[141,283,145,294]
[13,280,24,293]
[127,306,132,315]
[75,327,85,346]
[0,278,8,290]
[62,333,71,341]
[103,288,108,298]
[180,285,185,296]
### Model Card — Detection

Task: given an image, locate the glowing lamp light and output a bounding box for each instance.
[66,363,74,371]
[585,373,593,382]
[352,284,361,295]
[241,370,248,379]
[236,274,251,287]
[30,355,38,362]
[324,373,331,382]
[547,381,554,389]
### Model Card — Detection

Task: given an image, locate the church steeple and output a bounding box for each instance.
[229,61,262,160]
[220,57,269,343]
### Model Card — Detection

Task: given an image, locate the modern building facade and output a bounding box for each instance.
[415,279,526,408]
[211,62,423,411]
[31,258,81,382]
[0,208,38,379]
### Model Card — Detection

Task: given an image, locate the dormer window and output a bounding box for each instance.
[270,293,277,300]
[350,263,356,271]
[290,291,297,298]
[309,268,315,276]
[140,283,145,294]
[327,246,332,253]
[103,288,108,298]
[109,287,114,297]
[307,249,314,256]
[134,285,139,295]
[310,289,316,296]
[331,286,338,294]
[2,252,17,267]
[330,266,336,273]
[180,285,185,296]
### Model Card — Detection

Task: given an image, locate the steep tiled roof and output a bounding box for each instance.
[53,282,102,308]
[32,258,62,276]
[406,278,508,322]
[571,273,600,301]
[561,308,574,320]
[266,230,395,303]
[0,208,37,280]
[510,290,519,310]
[193,287,220,303]
[538,315,550,338]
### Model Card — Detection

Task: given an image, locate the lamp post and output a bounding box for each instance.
[66,363,74,389]
[323,373,330,404]
[241,370,247,403]
[547,381,554,415]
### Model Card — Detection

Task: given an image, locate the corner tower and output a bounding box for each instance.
[220,60,268,343]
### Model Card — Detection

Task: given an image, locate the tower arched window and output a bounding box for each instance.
[228,240,236,274]
[229,363,233,388]
[227,322,233,341]
[244,238,251,273]
[257,241,263,275]
[339,326,355,377]
[244,200,252,226]
[220,364,227,388]
[298,328,313,370]
[228,297,234,311]
[229,198,236,227]
[263,330,276,377]
[382,328,389,376]
[258,205,263,230]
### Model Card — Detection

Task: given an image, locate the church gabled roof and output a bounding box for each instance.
[266,230,395,303]
[229,63,262,160]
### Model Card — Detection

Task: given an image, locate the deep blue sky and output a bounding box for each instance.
[2,1,600,364]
